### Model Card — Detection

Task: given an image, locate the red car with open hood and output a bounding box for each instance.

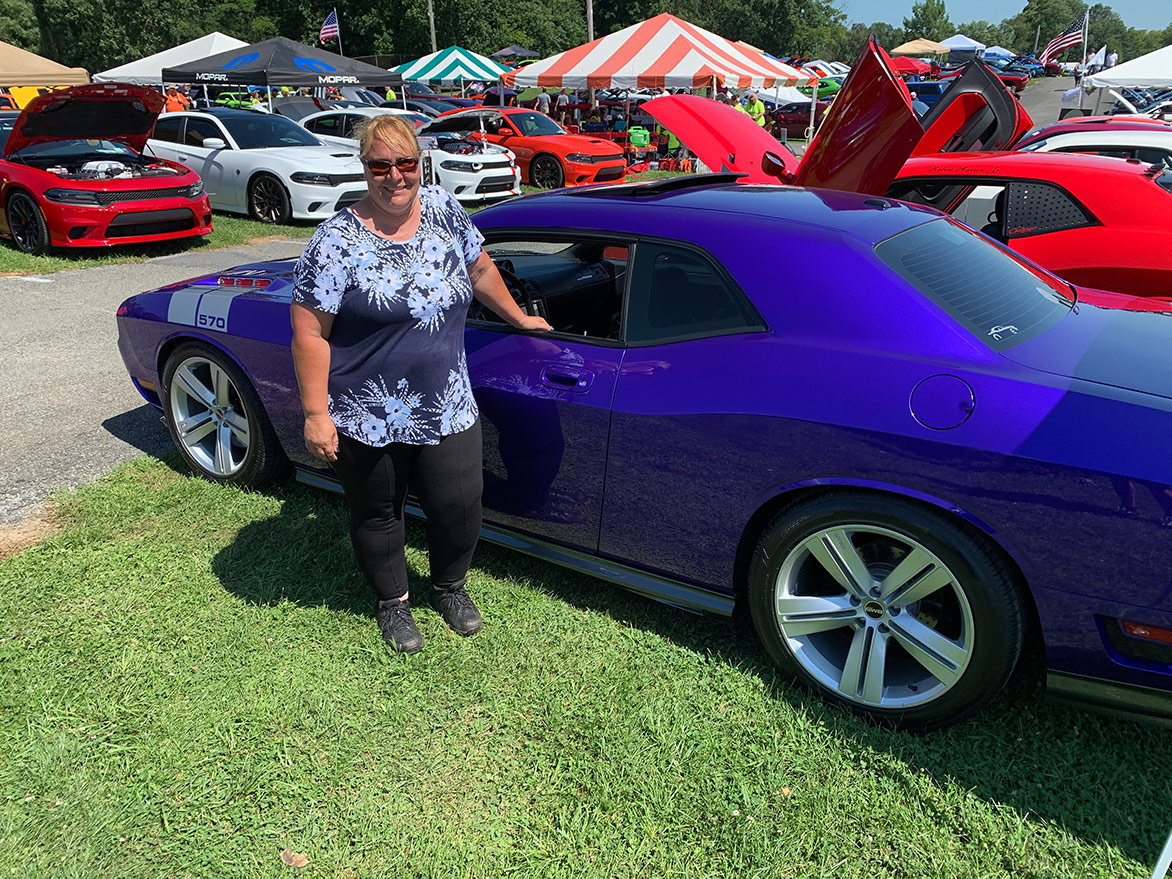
[0,82,212,255]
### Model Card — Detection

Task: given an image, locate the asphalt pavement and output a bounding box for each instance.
[0,79,1075,525]
[0,238,310,523]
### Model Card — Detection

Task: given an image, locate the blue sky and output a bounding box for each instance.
[839,0,1169,33]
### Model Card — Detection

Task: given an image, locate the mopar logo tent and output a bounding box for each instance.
[162,36,401,89]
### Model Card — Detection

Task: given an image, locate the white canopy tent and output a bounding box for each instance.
[93,32,247,85]
[983,45,1015,58]
[942,35,986,52]
[1085,43,1172,89]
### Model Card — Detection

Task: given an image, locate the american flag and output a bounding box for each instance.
[1040,13,1086,64]
[319,9,340,42]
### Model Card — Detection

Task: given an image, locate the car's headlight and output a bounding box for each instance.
[564,153,596,164]
[290,171,333,185]
[186,179,205,199]
[43,188,100,205]
[439,160,478,171]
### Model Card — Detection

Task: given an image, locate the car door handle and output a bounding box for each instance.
[541,366,594,392]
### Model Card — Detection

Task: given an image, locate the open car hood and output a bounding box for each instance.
[3,83,165,157]
[643,38,1033,196]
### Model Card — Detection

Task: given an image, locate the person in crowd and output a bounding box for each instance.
[536,88,551,115]
[290,115,551,654]
[163,84,191,113]
[1106,49,1118,68]
[385,85,397,101]
[745,91,767,126]
[556,88,570,123]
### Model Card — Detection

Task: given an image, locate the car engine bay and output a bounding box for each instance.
[20,154,184,180]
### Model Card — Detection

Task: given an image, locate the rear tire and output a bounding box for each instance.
[7,192,50,255]
[161,342,288,487]
[747,492,1024,730]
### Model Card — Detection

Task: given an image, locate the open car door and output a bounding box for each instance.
[643,38,1033,198]
[913,60,1033,156]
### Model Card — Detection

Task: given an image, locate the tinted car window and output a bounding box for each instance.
[0,113,15,150]
[186,118,225,147]
[505,112,565,136]
[306,115,340,135]
[152,116,183,143]
[219,114,320,149]
[875,219,1071,351]
[625,243,764,344]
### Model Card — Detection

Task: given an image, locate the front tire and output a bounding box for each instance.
[748,492,1023,730]
[248,174,292,224]
[161,342,287,487]
[530,154,565,189]
[7,192,50,255]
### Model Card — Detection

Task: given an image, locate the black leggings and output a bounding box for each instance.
[332,420,483,602]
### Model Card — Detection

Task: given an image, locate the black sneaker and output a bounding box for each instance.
[375,599,424,654]
[430,585,483,636]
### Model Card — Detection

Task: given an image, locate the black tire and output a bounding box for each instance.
[747,492,1023,730]
[6,191,50,255]
[161,342,288,487]
[247,174,292,224]
[529,154,564,189]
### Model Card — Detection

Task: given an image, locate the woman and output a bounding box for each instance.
[290,114,550,654]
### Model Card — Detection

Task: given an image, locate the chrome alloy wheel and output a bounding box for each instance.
[168,355,252,477]
[773,525,974,710]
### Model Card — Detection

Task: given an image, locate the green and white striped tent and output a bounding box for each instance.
[392,45,511,84]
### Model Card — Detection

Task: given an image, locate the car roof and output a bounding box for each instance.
[474,177,940,247]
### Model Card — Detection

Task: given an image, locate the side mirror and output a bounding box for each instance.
[760,151,789,182]
[201,137,227,150]
[497,125,515,137]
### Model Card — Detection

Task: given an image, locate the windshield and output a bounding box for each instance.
[9,138,138,159]
[506,111,565,136]
[875,218,1072,352]
[219,114,321,149]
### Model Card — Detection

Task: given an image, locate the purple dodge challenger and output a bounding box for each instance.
[117,175,1172,730]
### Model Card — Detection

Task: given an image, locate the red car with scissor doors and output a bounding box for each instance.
[647,39,1172,299]
[422,107,626,189]
[0,83,212,255]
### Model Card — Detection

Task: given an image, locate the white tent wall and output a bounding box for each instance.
[93,32,247,86]
[1085,43,1172,89]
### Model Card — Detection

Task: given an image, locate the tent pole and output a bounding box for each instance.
[267,85,273,113]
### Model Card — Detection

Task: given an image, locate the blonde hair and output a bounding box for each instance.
[354,114,421,160]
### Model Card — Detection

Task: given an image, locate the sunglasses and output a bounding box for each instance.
[363,156,420,176]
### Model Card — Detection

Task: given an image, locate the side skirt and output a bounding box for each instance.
[1047,671,1172,728]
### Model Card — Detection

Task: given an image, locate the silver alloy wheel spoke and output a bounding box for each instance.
[879,547,951,604]
[774,594,860,635]
[887,615,967,686]
[181,416,217,445]
[213,365,231,408]
[808,528,873,597]
[214,421,235,475]
[839,625,888,703]
[175,364,216,409]
[223,409,250,444]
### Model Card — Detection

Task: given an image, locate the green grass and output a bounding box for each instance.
[0,214,315,276]
[1,457,1169,877]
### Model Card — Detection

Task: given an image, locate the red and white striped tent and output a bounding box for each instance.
[501,13,817,90]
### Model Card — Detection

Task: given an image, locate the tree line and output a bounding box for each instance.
[2,0,1169,78]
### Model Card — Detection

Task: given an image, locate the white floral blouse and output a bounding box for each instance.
[292,185,485,446]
